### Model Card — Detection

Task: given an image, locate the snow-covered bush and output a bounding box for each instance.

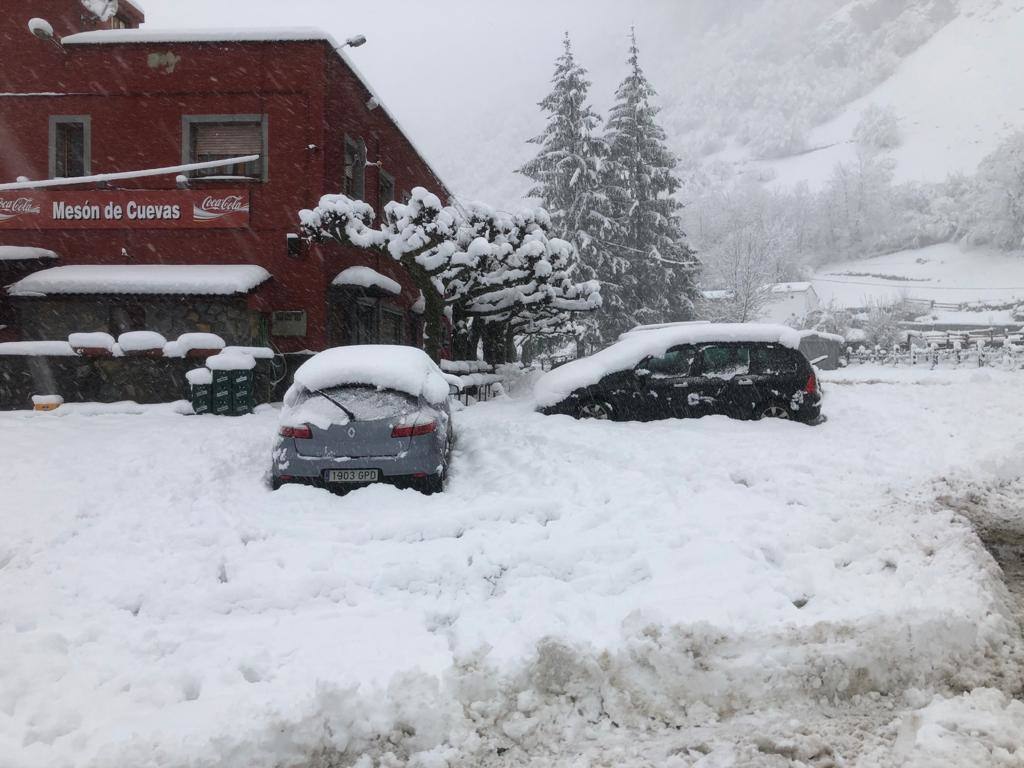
[862,300,904,349]
[854,104,901,151]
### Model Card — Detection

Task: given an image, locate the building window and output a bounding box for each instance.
[381,307,405,345]
[109,16,128,29]
[379,170,396,211]
[49,116,91,178]
[182,115,266,179]
[343,137,365,199]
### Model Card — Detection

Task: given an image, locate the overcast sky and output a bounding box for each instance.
[137,0,696,205]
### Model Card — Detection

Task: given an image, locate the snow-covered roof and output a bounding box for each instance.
[534,323,803,408]
[799,329,846,344]
[8,265,270,296]
[770,282,814,294]
[0,246,58,261]
[62,27,338,45]
[332,266,402,295]
[59,27,447,191]
[290,345,450,405]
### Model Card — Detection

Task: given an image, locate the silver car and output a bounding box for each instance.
[271,383,454,494]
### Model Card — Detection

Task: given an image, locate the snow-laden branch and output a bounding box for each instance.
[299,186,601,336]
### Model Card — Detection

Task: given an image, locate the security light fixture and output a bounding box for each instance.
[28,17,65,51]
[342,35,367,49]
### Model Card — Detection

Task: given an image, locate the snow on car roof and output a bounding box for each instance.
[7,265,270,296]
[291,345,451,405]
[332,266,401,295]
[534,323,804,407]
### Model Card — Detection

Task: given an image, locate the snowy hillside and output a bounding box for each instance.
[137,0,1022,207]
[739,0,1024,190]
[813,242,1024,310]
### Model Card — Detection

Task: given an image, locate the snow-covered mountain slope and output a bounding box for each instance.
[138,0,1023,206]
[742,0,1024,190]
[813,242,1024,312]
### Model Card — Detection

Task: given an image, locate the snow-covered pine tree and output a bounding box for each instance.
[598,28,699,340]
[518,32,605,268]
[518,33,606,354]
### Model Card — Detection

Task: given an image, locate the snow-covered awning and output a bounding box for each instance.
[0,246,58,261]
[331,266,401,296]
[7,265,271,297]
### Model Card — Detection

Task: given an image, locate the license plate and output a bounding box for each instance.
[324,468,380,483]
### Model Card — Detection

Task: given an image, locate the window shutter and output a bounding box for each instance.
[194,123,262,156]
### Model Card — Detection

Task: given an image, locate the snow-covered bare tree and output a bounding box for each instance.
[817,149,896,258]
[597,28,699,340]
[961,131,1024,250]
[299,188,600,362]
[697,216,782,323]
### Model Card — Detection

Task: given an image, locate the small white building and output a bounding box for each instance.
[761,282,820,325]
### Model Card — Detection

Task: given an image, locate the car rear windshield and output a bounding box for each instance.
[750,345,803,375]
[300,385,417,421]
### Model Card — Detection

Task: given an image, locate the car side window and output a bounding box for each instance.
[750,344,801,375]
[639,346,695,379]
[699,345,750,379]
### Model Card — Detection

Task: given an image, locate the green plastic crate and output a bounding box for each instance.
[189,383,211,415]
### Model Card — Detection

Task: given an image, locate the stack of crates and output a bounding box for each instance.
[210,368,233,415]
[185,368,213,415]
[230,367,254,416]
[187,352,258,416]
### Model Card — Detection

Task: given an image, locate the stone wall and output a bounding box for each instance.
[13,296,260,346]
[0,355,274,410]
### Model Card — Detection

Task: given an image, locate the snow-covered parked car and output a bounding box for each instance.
[272,345,455,493]
[534,323,823,424]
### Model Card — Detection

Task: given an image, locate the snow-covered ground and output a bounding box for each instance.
[3,369,1024,766]
[812,242,1024,312]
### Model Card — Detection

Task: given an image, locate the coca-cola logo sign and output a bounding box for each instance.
[0,197,41,221]
[194,195,250,221]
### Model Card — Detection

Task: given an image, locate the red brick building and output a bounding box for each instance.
[0,0,450,354]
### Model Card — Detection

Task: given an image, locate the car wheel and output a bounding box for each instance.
[577,400,613,420]
[759,403,792,420]
[419,473,444,495]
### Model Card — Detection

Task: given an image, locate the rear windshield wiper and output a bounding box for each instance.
[311,389,357,421]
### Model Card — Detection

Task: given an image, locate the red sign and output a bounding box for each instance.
[0,190,250,229]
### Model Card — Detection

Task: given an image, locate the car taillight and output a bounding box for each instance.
[805,374,817,395]
[279,425,312,439]
[391,420,437,438]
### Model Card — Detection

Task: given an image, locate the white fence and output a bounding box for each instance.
[847,329,1024,369]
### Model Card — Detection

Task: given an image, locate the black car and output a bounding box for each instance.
[535,326,823,424]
